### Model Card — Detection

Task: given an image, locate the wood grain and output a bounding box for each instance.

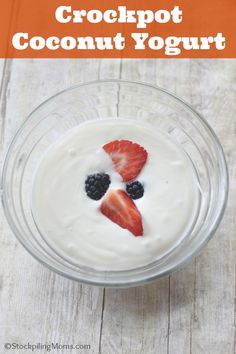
[0,59,103,354]
[0,59,235,354]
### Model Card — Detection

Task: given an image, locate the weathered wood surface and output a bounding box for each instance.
[0,59,235,354]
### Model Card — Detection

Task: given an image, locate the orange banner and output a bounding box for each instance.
[0,0,235,58]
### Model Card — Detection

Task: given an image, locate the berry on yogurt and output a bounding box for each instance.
[85,173,111,200]
[103,140,148,182]
[126,181,144,200]
[100,189,143,237]
[85,140,147,236]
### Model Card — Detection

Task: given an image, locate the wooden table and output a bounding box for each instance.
[0,59,235,354]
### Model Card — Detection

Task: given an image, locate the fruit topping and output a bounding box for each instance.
[100,189,143,236]
[103,140,148,182]
[126,181,144,200]
[85,173,111,201]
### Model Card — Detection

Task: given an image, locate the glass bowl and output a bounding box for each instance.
[1,80,228,287]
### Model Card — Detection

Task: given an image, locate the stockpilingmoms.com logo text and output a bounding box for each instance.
[4,342,91,352]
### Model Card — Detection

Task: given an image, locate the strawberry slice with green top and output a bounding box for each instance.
[103,140,148,182]
[100,189,143,237]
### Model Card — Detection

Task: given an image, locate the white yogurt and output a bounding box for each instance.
[32,119,199,270]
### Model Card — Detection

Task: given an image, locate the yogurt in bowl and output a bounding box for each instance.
[32,119,199,271]
[2,80,227,286]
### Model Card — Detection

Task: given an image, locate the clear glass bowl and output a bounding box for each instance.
[1,80,228,287]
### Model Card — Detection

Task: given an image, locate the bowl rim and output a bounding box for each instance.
[1,79,229,288]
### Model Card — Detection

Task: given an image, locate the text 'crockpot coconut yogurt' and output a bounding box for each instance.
[31,119,199,271]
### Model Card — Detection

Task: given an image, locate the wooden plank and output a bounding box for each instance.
[154,60,235,354]
[0,59,104,353]
[100,59,171,354]
[99,59,122,79]
[101,281,170,354]
[189,60,236,354]
[160,60,196,354]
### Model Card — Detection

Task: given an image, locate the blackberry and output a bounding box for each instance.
[85,173,111,200]
[126,181,144,200]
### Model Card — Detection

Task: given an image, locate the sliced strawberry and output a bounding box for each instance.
[103,140,148,182]
[100,189,143,237]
